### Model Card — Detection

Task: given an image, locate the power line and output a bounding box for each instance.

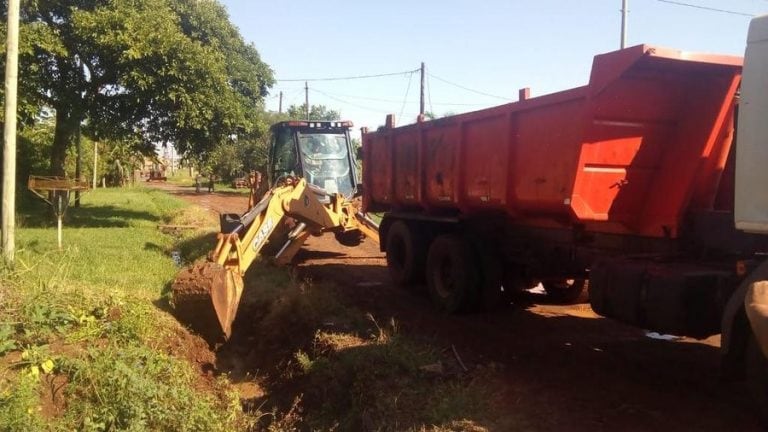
[309,87,418,117]
[277,68,420,82]
[656,0,754,17]
[428,72,514,101]
[311,89,487,106]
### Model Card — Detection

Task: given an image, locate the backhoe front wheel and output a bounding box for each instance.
[385,220,426,287]
[426,234,478,313]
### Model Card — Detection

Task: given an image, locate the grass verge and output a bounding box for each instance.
[0,187,241,431]
[1,186,504,431]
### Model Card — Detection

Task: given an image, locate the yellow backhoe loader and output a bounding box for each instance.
[171,121,379,341]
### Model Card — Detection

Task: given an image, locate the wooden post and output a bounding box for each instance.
[279,91,283,114]
[2,0,20,263]
[56,216,62,250]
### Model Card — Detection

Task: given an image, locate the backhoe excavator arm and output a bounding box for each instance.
[171,178,375,341]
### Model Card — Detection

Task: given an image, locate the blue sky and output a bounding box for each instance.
[220,0,767,135]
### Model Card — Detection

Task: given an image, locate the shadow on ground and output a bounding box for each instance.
[21,202,160,228]
[209,260,763,432]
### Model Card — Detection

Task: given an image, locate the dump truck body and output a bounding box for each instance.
[363,42,768,396]
[364,45,742,239]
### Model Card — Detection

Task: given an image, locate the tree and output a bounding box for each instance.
[1,0,273,175]
[286,104,340,121]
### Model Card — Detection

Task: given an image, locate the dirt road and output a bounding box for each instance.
[153,182,761,431]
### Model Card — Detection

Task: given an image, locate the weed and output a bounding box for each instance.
[294,350,313,374]
[21,298,76,341]
[60,345,233,431]
[0,373,45,432]
[0,325,17,356]
[264,396,304,432]
[17,344,56,379]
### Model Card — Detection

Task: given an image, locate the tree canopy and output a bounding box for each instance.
[1,0,274,175]
[286,104,341,121]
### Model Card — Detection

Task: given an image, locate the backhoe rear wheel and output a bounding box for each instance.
[426,234,478,313]
[385,220,426,287]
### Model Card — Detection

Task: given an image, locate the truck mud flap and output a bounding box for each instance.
[590,257,731,338]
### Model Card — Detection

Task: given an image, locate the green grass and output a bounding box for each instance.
[0,187,241,431]
[16,188,183,297]
[1,186,500,432]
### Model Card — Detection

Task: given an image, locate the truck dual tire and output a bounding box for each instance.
[426,234,478,313]
[385,220,426,287]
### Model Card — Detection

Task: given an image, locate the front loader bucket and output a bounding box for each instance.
[170,263,244,342]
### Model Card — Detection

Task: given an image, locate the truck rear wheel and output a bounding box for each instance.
[426,234,478,313]
[385,220,425,287]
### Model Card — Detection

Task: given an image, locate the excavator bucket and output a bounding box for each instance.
[170,262,244,341]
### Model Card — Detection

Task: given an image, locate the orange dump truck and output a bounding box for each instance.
[363,18,768,414]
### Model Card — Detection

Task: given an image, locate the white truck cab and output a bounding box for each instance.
[736,15,768,233]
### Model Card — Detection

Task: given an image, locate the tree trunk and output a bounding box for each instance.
[51,108,79,176]
[75,121,81,206]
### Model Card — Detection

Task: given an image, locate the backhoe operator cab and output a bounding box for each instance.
[269,121,358,198]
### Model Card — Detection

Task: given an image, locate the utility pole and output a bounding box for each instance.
[419,62,425,116]
[304,81,309,120]
[278,91,283,114]
[2,0,20,263]
[621,0,628,49]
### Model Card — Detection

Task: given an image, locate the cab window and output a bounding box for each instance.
[271,128,298,180]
